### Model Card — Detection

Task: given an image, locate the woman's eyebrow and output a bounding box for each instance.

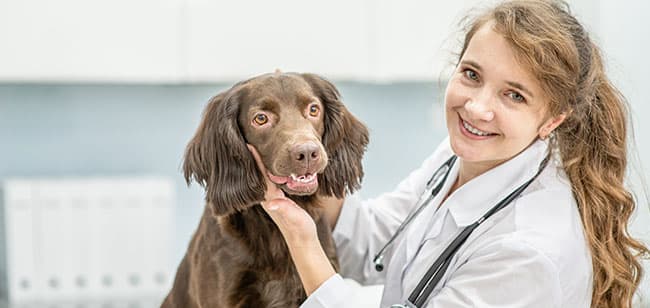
[506,81,535,98]
[461,60,482,71]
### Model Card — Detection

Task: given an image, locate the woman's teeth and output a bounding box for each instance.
[463,120,492,136]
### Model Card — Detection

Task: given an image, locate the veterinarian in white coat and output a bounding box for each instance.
[252,1,649,307]
[307,137,592,307]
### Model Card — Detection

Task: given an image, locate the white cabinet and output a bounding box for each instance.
[0,0,183,82]
[0,0,592,82]
[184,0,371,82]
[183,0,484,82]
[0,177,175,304]
[369,0,479,81]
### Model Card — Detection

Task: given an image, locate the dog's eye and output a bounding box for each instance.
[309,105,320,117]
[253,114,268,125]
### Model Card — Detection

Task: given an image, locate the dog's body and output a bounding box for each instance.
[162,72,368,308]
[163,201,337,307]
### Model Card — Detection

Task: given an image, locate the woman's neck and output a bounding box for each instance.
[450,158,506,194]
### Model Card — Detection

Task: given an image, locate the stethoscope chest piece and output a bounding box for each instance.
[373,254,385,272]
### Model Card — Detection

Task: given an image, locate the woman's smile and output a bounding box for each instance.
[458,114,498,139]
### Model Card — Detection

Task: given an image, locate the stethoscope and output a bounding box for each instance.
[372,155,457,272]
[371,153,550,308]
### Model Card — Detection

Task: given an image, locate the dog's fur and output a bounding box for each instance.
[162,72,369,308]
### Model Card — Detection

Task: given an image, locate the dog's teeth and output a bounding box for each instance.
[289,173,315,183]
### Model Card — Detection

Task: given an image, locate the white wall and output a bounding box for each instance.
[595,1,650,304]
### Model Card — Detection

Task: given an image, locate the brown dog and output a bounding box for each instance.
[162,72,369,308]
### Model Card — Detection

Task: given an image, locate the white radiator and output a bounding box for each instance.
[0,177,175,305]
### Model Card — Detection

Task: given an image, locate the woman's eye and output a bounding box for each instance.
[253,114,268,125]
[507,91,526,102]
[463,69,479,81]
[309,105,320,117]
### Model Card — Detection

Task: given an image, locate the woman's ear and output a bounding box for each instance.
[300,73,369,198]
[183,88,265,216]
[539,112,568,139]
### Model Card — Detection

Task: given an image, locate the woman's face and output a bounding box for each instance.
[445,24,564,168]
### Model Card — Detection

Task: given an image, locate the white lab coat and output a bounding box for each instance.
[301,138,593,307]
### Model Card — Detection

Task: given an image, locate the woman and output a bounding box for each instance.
[248,0,649,307]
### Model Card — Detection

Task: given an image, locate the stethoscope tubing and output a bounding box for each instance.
[372,155,458,272]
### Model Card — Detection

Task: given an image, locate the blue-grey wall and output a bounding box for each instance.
[0,82,446,265]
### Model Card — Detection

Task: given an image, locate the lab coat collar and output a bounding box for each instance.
[446,139,550,227]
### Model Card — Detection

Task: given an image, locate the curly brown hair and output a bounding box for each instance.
[457,1,649,307]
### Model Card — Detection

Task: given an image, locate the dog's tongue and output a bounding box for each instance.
[268,173,289,185]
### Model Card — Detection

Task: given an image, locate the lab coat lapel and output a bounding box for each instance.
[403,207,446,265]
[447,140,549,227]
[402,159,459,274]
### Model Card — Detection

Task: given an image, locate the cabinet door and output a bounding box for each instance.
[0,0,183,82]
[369,0,485,81]
[184,0,371,82]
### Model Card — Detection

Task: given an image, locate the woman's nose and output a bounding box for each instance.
[464,98,495,122]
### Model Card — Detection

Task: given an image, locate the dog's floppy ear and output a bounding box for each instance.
[301,73,369,198]
[183,86,265,216]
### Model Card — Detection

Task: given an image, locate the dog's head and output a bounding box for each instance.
[183,72,369,216]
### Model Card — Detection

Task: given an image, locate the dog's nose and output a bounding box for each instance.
[291,142,321,165]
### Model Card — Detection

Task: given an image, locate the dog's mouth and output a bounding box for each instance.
[268,172,319,195]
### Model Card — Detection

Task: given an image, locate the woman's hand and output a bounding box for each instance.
[246,144,319,246]
[247,144,337,295]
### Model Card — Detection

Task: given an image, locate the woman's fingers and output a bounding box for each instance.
[261,198,319,245]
